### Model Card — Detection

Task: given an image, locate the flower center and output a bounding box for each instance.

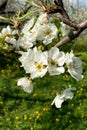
[48,59,56,66]
[68,62,74,69]
[36,63,44,71]
[45,29,51,36]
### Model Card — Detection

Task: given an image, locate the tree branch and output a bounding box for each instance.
[46,0,78,29]
[43,0,87,48]
[55,19,87,48]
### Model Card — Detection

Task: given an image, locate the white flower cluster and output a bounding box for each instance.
[0,26,19,49]
[18,46,83,93]
[19,13,58,49]
[19,47,83,81]
[0,26,18,37]
[0,13,58,50]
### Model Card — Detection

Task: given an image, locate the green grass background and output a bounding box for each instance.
[0,41,87,130]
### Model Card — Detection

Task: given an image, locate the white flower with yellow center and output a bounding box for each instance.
[51,86,76,108]
[37,23,58,45]
[48,47,65,75]
[29,50,48,79]
[65,50,83,81]
[19,47,48,79]
[0,26,18,37]
[17,77,33,93]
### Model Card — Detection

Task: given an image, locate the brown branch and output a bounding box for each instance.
[53,0,69,20]
[42,0,87,48]
[58,16,78,29]
[45,0,79,29]
[55,19,87,48]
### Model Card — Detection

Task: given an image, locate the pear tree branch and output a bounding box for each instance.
[55,19,87,48]
[44,0,87,48]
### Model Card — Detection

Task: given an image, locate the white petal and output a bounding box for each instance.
[22,17,35,34]
[65,50,74,64]
[51,95,64,108]
[48,47,59,60]
[63,87,76,100]
[51,86,76,108]
[48,66,65,75]
[68,57,83,81]
[17,77,33,93]
[57,52,65,66]
[30,67,48,79]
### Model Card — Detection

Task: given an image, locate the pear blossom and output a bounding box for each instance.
[28,50,48,79]
[30,13,58,45]
[61,22,69,36]
[35,13,48,26]
[5,36,20,50]
[17,27,38,50]
[25,27,38,43]
[0,26,19,50]
[65,50,83,81]
[51,86,76,108]
[19,47,48,79]
[5,37,17,45]
[19,17,39,49]
[19,48,35,72]
[22,17,35,34]
[17,36,34,50]
[37,23,58,45]
[17,77,33,93]
[20,19,38,48]
[21,13,48,46]
[0,26,12,37]
[48,47,65,75]
[18,13,58,48]
[0,26,18,37]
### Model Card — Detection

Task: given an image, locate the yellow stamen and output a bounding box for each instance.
[36,63,44,71]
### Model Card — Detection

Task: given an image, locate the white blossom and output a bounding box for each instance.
[19,48,35,72]
[61,22,69,36]
[18,13,58,48]
[21,13,48,45]
[25,27,38,43]
[22,20,38,43]
[65,50,83,81]
[51,86,76,108]
[5,36,19,50]
[17,37,34,50]
[35,13,48,26]
[19,17,38,49]
[22,17,35,34]
[17,77,33,93]
[5,37,17,45]
[37,23,58,45]
[19,47,48,79]
[48,47,65,75]
[0,26,18,37]
[0,26,12,37]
